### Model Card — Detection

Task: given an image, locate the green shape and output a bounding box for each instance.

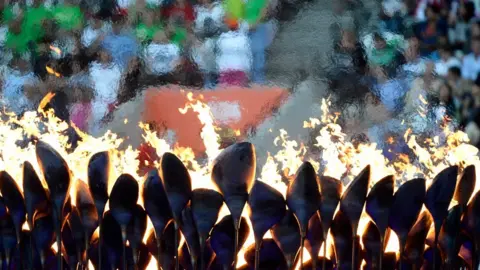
[22,5,52,42]
[5,31,31,55]
[244,0,267,24]
[2,5,15,24]
[224,0,244,19]
[136,23,163,44]
[53,5,84,31]
[370,42,398,66]
[171,27,187,47]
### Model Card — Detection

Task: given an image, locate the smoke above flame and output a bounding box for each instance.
[0,91,478,268]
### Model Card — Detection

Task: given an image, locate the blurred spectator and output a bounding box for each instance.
[89,50,122,134]
[461,36,480,81]
[22,0,53,46]
[434,44,461,76]
[371,65,408,115]
[460,92,476,126]
[436,81,457,119]
[81,16,109,48]
[379,0,406,33]
[162,0,195,25]
[70,85,93,132]
[5,17,30,57]
[118,57,141,103]
[101,15,138,70]
[334,29,368,75]
[143,30,181,80]
[369,32,403,67]
[216,18,251,86]
[69,57,92,88]
[403,36,427,77]
[191,35,217,88]
[446,66,471,98]
[245,0,277,84]
[448,1,475,51]
[135,9,162,45]
[193,0,224,36]
[2,57,38,115]
[52,0,84,32]
[415,4,448,56]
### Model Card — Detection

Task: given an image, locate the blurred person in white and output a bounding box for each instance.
[1,57,38,116]
[415,0,444,21]
[216,18,251,86]
[192,0,224,89]
[81,15,110,49]
[194,0,224,34]
[89,50,122,135]
[192,34,216,88]
[143,30,181,82]
[462,36,480,81]
[402,36,427,78]
[434,44,461,76]
[447,1,475,51]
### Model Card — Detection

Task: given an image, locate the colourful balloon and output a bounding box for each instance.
[224,0,244,20]
[244,0,268,24]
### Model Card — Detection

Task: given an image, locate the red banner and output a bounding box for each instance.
[142,85,289,154]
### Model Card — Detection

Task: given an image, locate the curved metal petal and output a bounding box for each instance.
[425,166,458,243]
[331,211,353,269]
[286,162,321,235]
[461,190,480,267]
[454,165,476,208]
[0,212,17,268]
[403,211,432,268]
[210,215,250,268]
[0,171,26,244]
[61,220,79,268]
[87,151,110,220]
[244,239,287,269]
[75,180,99,241]
[270,209,301,269]
[305,212,324,269]
[32,210,55,268]
[339,165,370,235]
[109,174,139,228]
[438,205,463,268]
[248,181,286,242]
[191,188,223,246]
[126,204,148,265]
[318,175,342,237]
[211,142,256,225]
[23,161,49,230]
[67,207,86,266]
[159,152,192,222]
[101,211,123,269]
[179,203,200,269]
[35,141,71,219]
[365,175,394,240]
[388,178,426,252]
[142,169,172,238]
[361,221,382,269]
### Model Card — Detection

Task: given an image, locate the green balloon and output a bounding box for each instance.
[224,0,244,19]
[244,0,268,24]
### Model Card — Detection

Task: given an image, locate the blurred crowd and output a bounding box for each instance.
[322,0,480,152]
[6,0,480,154]
[0,0,279,135]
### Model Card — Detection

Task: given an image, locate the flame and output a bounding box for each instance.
[45,66,61,77]
[0,92,478,269]
[49,45,62,56]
